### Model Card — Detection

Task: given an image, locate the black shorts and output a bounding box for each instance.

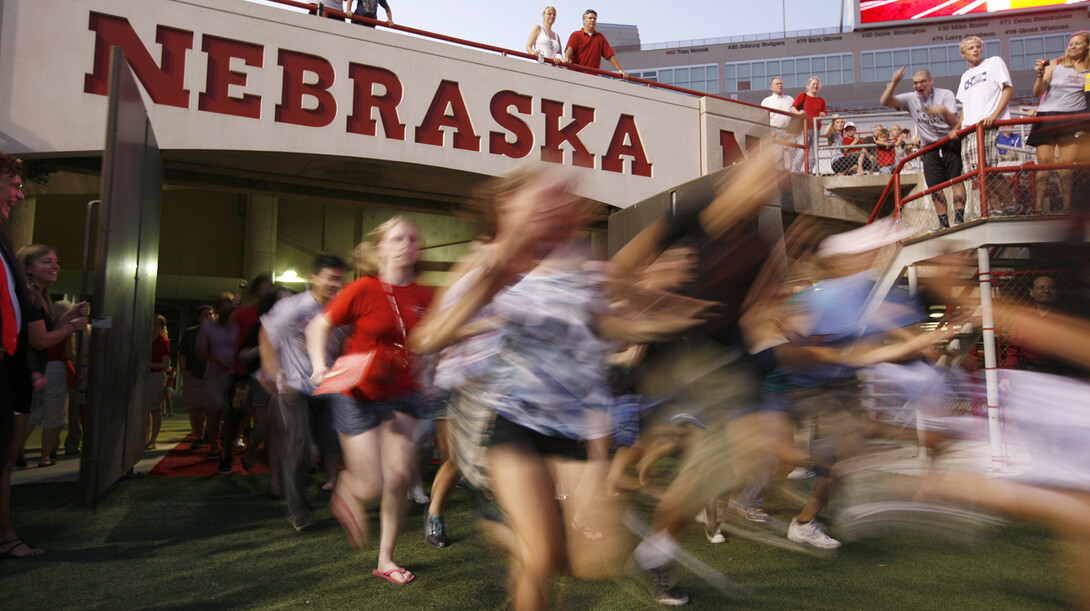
[922,140,963,189]
[488,414,587,461]
[1026,111,1089,147]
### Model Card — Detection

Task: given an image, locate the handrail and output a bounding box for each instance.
[866,113,1090,224]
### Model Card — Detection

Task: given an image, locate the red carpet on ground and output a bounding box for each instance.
[149,433,270,477]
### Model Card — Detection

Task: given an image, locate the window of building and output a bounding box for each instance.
[861,40,1000,82]
[1009,32,1075,71]
[724,53,853,93]
[631,63,719,94]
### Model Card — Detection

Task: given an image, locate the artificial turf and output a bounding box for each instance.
[2,465,1071,610]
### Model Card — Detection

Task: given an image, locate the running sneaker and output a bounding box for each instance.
[787,466,815,480]
[727,499,770,523]
[702,500,726,543]
[736,506,771,524]
[217,457,233,475]
[424,513,447,548]
[190,438,205,451]
[290,512,317,532]
[408,483,430,505]
[629,561,690,606]
[787,518,841,549]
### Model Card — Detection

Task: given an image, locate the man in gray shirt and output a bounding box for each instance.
[880,66,966,229]
[260,254,346,530]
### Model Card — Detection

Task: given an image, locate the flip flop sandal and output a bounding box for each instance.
[0,539,44,559]
[330,491,366,552]
[372,567,414,585]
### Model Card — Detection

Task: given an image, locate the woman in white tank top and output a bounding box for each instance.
[525,6,563,64]
[1029,30,1089,213]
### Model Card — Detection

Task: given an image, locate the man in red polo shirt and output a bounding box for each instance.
[564,9,627,78]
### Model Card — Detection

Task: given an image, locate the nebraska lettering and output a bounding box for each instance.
[83,12,652,177]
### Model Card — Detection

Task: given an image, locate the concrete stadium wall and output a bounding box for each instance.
[0,0,776,210]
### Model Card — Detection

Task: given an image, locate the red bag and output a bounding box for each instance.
[313,343,410,401]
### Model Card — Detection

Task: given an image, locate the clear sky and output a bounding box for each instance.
[243,0,855,52]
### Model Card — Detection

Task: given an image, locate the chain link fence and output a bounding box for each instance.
[860,269,1073,465]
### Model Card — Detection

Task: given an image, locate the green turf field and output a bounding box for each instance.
[1,463,1072,610]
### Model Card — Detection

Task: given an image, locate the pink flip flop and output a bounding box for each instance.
[372,567,415,585]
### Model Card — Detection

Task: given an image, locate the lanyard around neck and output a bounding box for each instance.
[379,281,409,342]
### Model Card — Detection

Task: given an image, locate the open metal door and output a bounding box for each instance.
[79,47,162,505]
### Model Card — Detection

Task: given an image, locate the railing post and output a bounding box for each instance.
[893,171,902,220]
[977,247,1004,468]
[804,118,813,176]
[976,123,988,216]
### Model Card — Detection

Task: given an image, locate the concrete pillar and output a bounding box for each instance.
[242,195,277,285]
[0,195,36,250]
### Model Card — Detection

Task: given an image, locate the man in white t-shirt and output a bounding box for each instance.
[953,36,1014,215]
[761,77,802,172]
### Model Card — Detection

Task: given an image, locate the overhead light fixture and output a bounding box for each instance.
[275,270,305,283]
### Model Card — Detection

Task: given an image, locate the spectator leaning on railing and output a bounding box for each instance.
[564,9,626,78]
[312,0,345,20]
[1027,31,1089,214]
[351,0,393,28]
[793,76,827,174]
[873,128,896,175]
[880,65,965,229]
[761,77,801,172]
[952,35,1015,217]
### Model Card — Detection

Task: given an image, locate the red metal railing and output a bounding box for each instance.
[264,0,808,167]
[867,113,1090,225]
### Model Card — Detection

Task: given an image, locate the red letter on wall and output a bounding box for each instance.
[540,99,595,169]
[602,114,652,177]
[346,63,405,140]
[198,35,263,119]
[719,130,743,167]
[84,12,192,108]
[488,91,533,159]
[274,49,336,128]
[414,81,481,151]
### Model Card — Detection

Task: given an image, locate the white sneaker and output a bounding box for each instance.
[738,506,771,523]
[408,483,430,504]
[787,466,815,480]
[787,518,841,549]
[700,500,726,543]
[727,499,770,523]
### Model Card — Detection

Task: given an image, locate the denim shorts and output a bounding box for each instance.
[330,393,430,436]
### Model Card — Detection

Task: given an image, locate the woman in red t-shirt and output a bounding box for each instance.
[147,314,171,449]
[792,76,828,173]
[306,216,432,586]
